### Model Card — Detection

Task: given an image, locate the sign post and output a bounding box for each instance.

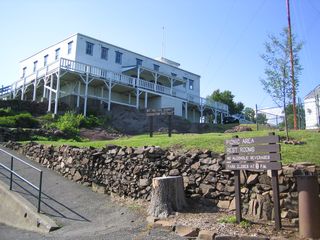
[146,108,174,138]
[224,133,282,229]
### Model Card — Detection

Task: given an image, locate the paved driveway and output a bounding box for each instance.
[0,147,182,240]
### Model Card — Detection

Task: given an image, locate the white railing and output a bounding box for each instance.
[8,58,228,113]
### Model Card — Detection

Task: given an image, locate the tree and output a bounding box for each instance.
[207,89,244,115]
[279,103,305,129]
[260,28,303,139]
[256,113,267,124]
[243,107,255,122]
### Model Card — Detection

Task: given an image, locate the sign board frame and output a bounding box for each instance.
[224,133,282,230]
[146,108,174,138]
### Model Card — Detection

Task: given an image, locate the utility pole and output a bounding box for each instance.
[286,0,298,129]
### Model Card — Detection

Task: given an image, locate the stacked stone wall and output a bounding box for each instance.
[4,141,320,223]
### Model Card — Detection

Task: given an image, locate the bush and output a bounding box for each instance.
[52,112,84,136]
[80,115,102,128]
[0,107,15,117]
[0,112,39,128]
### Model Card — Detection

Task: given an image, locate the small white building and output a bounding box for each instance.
[304,85,320,129]
[0,33,228,122]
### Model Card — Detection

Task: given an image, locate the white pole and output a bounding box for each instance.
[144,92,148,109]
[84,71,89,116]
[54,68,61,115]
[185,102,188,119]
[108,79,112,111]
[136,88,139,109]
[33,71,38,101]
[48,75,53,112]
[76,81,81,108]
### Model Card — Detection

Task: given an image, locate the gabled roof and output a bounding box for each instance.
[304,84,320,99]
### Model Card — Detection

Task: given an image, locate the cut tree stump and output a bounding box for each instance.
[148,176,187,218]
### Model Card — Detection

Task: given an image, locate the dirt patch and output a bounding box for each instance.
[79,127,124,140]
[113,196,299,239]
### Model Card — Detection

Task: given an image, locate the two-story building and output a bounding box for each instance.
[0,33,228,122]
[304,85,320,129]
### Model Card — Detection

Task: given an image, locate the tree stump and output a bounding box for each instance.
[148,176,187,218]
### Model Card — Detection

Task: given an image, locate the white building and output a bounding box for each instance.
[0,33,228,122]
[304,85,320,129]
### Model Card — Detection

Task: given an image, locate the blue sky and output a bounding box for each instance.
[0,0,319,109]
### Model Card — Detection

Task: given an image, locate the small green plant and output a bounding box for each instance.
[218,215,237,224]
[51,112,84,136]
[239,219,251,229]
[218,215,251,228]
[0,112,39,128]
[0,107,15,117]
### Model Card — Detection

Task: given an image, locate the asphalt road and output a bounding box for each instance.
[0,146,183,240]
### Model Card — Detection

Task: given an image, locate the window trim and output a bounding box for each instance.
[55,48,60,60]
[189,79,194,90]
[33,61,38,73]
[68,41,73,54]
[86,41,94,56]
[44,54,48,66]
[136,58,143,66]
[101,46,108,60]
[115,51,123,64]
[153,64,160,71]
[22,67,27,78]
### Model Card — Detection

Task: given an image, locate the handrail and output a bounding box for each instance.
[0,148,43,213]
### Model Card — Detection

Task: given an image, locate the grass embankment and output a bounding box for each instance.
[35,128,320,164]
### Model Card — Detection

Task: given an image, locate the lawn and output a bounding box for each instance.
[35,128,320,164]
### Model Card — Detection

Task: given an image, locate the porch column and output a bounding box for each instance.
[21,77,26,100]
[220,112,224,124]
[192,108,196,122]
[215,110,218,124]
[154,73,158,91]
[170,78,173,95]
[128,92,131,105]
[54,69,61,115]
[185,102,188,119]
[48,75,53,112]
[100,85,104,105]
[136,88,140,109]
[32,71,38,101]
[200,106,204,123]
[42,77,47,101]
[137,66,140,87]
[108,78,112,111]
[76,81,81,108]
[84,70,89,116]
[144,92,148,109]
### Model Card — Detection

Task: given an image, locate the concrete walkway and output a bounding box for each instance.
[0,146,182,240]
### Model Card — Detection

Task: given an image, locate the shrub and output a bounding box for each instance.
[80,115,102,128]
[0,112,39,128]
[0,107,15,117]
[53,112,84,136]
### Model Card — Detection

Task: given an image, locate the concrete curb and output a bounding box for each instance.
[0,180,59,233]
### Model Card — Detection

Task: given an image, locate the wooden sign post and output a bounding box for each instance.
[146,108,174,138]
[224,133,282,229]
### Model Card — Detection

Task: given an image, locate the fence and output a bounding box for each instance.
[0,148,43,213]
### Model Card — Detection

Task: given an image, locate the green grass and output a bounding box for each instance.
[33,128,320,164]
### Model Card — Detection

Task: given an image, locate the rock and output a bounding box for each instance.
[199,184,214,194]
[73,171,82,182]
[197,230,216,240]
[215,236,238,240]
[153,219,175,231]
[139,178,151,187]
[92,182,106,194]
[217,200,230,209]
[146,216,159,224]
[229,198,236,211]
[247,174,259,185]
[169,169,180,176]
[175,225,200,238]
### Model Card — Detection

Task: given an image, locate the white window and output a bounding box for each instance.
[68,41,73,54]
[33,61,38,72]
[55,48,60,60]
[101,46,108,60]
[86,42,94,55]
[153,64,160,71]
[44,55,48,66]
[22,67,27,78]
[189,79,194,90]
[115,51,122,64]
[136,58,143,66]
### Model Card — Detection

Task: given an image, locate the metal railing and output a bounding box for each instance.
[0,148,43,213]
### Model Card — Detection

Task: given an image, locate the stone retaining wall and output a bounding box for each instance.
[4,141,320,223]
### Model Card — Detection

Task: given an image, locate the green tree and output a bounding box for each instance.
[260,28,303,139]
[208,89,244,115]
[256,113,267,124]
[280,103,305,129]
[243,107,255,122]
